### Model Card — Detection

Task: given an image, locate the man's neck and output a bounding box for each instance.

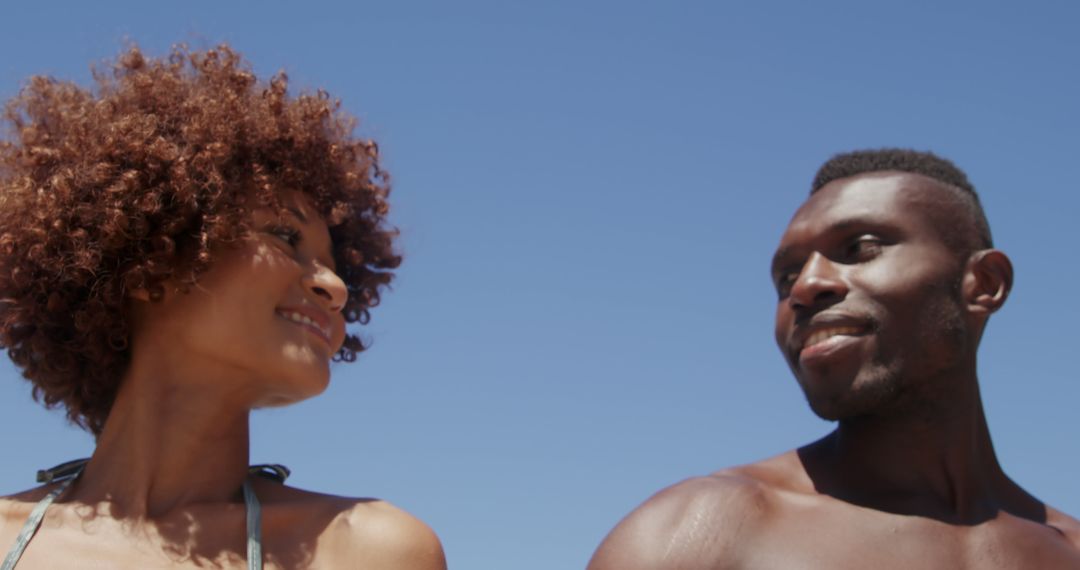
[799,379,1036,523]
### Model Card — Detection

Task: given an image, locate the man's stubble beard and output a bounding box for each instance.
[804,285,969,423]
[804,356,906,422]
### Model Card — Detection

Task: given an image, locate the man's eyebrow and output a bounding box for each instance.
[771,247,792,273]
[827,218,881,233]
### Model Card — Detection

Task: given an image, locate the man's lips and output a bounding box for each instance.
[796,327,868,365]
[803,325,865,350]
[788,314,874,361]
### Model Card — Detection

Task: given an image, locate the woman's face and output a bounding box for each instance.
[133,190,348,406]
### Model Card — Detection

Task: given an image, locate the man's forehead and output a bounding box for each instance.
[771,171,968,268]
[786,172,955,231]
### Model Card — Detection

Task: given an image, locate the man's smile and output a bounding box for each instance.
[798,330,867,367]
[786,312,875,369]
[804,325,863,349]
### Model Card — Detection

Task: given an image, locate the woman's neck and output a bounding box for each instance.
[73,338,257,519]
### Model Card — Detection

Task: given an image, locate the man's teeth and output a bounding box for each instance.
[805,326,862,348]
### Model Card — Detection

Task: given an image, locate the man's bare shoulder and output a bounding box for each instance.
[588,452,805,570]
[1046,505,1080,550]
[719,449,815,493]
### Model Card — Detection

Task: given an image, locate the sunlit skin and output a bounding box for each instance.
[0,191,446,569]
[589,172,1080,569]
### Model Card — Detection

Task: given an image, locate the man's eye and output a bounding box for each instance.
[846,236,883,259]
[775,271,799,298]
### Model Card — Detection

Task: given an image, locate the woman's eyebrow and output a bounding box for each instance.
[278,204,340,271]
[284,205,309,224]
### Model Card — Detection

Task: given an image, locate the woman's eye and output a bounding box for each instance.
[268,225,302,248]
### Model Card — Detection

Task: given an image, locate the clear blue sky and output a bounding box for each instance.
[1,2,1077,568]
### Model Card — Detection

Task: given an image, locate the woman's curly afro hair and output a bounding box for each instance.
[0,44,400,435]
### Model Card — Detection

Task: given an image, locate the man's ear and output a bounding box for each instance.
[962,249,1013,315]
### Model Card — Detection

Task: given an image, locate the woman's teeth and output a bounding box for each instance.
[279,311,329,338]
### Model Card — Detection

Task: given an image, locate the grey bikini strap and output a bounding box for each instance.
[0,468,81,570]
[244,463,290,570]
[2,462,288,570]
[243,478,262,570]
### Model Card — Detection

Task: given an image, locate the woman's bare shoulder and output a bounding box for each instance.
[0,483,64,543]
[0,483,64,516]
[331,499,445,568]
[257,480,446,570]
[1,482,58,503]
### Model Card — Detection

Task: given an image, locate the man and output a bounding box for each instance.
[588,149,1080,569]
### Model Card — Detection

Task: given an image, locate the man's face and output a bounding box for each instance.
[771,172,972,420]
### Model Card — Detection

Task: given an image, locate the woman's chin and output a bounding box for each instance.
[254,378,330,408]
[281,340,337,366]
[253,352,332,407]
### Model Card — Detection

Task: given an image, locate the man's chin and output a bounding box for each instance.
[798,376,857,421]
[805,398,847,422]
[802,382,900,422]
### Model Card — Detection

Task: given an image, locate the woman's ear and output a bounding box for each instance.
[962,249,1013,316]
[127,281,171,303]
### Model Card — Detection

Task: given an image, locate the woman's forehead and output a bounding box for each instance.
[280,189,320,214]
[252,189,323,222]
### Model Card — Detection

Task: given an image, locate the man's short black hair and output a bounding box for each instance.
[811,148,993,249]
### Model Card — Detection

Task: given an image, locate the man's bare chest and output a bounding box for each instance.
[737,506,1080,570]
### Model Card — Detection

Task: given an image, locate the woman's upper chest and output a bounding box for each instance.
[0,498,344,569]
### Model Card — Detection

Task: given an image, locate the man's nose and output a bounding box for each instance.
[788,252,848,311]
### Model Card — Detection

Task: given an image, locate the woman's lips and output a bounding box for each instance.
[276,309,332,346]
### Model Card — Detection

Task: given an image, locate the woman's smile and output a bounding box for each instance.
[276,307,334,347]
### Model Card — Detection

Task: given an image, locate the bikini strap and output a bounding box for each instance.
[35,458,89,484]
[0,467,83,570]
[2,461,287,570]
[248,464,290,483]
[242,478,262,570]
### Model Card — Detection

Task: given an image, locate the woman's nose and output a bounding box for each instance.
[302,262,347,312]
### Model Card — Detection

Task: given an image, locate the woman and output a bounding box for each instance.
[0,44,446,568]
